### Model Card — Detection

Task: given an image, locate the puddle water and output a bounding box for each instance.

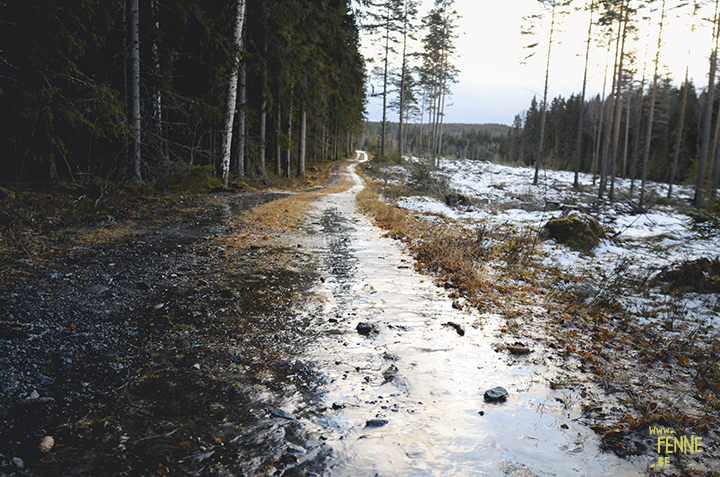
[296,159,646,476]
[153,192,288,252]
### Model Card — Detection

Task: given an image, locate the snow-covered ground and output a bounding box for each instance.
[391,157,720,327]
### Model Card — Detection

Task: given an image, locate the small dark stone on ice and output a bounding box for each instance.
[445,322,465,336]
[484,387,509,402]
[332,401,344,410]
[270,408,295,420]
[365,418,388,428]
[356,322,379,336]
[478,410,485,416]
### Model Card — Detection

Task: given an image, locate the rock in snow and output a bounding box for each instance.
[484,386,509,402]
[356,322,379,336]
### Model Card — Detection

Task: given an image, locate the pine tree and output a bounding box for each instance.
[421,0,460,163]
[522,0,572,186]
[640,0,666,209]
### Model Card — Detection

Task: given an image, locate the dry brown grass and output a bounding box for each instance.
[75,221,138,245]
[356,179,537,309]
[223,162,354,249]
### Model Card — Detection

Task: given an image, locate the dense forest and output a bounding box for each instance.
[362,121,509,161]
[0,0,366,185]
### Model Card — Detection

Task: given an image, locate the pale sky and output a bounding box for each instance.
[361,0,715,126]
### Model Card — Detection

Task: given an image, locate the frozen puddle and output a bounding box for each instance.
[300,157,644,476]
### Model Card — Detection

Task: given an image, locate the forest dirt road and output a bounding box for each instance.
[0,155,665,476]
[287,154,645,476]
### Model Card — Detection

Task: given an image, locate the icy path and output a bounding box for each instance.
[297,155,645,476]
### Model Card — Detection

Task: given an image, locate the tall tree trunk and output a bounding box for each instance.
[322,124,327,160]
[599,24,621,199]
[431,61,441,162]
[712,131,720,198]
[275,84,282,175]
[622,87,631,178]
[298,104,306,178]
[259,56,267,177]
[629,20,650,194]
[533,1,557,186]
[667,68,688,198]
[609,2,629,200]
[235,60,247,177]
[404,107,410,152]
[574,0,594,189]
[129,0,142,183]
[334,121,339,161]
[151,0,163,158]
[419,89,426,155]
[398,9,409,158]
[640,0,666,209]
[694,0,720,207]
[709,95,720,188]
[285,84,293,178]
[593,58,610,186]
[381,11,391,159]
[219,0,246,185]
[122,0,128,119]
[438,71,446,162]
[430,77,437,160]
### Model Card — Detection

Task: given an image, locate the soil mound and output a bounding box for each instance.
[540,212,606,252]
[654,257,720,293]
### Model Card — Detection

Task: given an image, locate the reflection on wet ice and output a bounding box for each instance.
[299,161,644,476]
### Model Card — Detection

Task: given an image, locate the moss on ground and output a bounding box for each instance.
[540,212,606,252]
[153,165,226,194]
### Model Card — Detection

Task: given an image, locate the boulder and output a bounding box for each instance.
[484,386,509,402]
[445,191,471,207]
[356,322,379,336]
[365,418,389,427]
[540,212,606,252]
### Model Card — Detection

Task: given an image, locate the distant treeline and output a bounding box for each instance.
[497,81,705,189]
[361,121,510,161]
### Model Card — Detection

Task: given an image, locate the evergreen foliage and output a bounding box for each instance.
[497,82,704,188]
[361,121,506,160]
[0,0,366,184]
